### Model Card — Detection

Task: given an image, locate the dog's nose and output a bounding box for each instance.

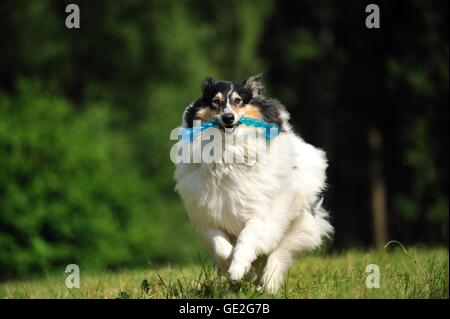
[222,113,235,127]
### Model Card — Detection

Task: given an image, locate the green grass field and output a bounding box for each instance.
[0,247,448,299]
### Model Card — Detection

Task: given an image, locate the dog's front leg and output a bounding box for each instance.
[201,228,234,272]
[228,218,288,281]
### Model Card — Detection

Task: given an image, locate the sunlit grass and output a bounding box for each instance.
[0,247,447,299]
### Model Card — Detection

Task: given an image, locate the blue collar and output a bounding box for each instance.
[179,117,280,142]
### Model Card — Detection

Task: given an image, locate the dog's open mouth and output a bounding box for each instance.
[219,123,238,134]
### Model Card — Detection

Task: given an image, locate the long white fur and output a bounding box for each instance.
[174,103,333,293]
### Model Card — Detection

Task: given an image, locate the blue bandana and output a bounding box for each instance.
[179,117,280,142]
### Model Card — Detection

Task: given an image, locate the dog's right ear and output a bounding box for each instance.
[201,76,214,95]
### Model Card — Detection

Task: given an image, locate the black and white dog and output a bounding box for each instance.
[174,74,333,292]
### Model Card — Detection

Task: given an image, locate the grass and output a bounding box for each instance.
[0,247,448,299]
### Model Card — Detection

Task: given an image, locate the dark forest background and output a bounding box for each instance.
[0,0,448,280]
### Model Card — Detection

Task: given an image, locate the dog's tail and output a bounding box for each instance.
[311,197,334,240]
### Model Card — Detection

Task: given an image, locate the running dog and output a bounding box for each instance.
[174,74,333,293]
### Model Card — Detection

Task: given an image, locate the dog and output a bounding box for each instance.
[174,74,333,293]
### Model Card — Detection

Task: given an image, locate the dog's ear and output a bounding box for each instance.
[201,76,214,95]
[243,74,264,97]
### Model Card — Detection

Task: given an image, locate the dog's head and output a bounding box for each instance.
[184,74,268,133]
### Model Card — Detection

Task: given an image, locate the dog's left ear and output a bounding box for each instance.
[243,74,264,97]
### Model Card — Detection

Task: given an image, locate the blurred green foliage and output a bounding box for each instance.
[0,81,202,279]
[0,0,448,279]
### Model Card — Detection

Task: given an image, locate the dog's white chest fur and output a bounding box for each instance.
[175,130,327,236]
[196,164,250,235]
[175,141,266,236]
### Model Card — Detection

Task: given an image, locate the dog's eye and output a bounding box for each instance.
[234,97,242,105]
[212,97,221,105]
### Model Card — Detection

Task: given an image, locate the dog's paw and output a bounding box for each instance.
[228,261,250,281]
[215,240,233,261]
[256,282,279,295]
